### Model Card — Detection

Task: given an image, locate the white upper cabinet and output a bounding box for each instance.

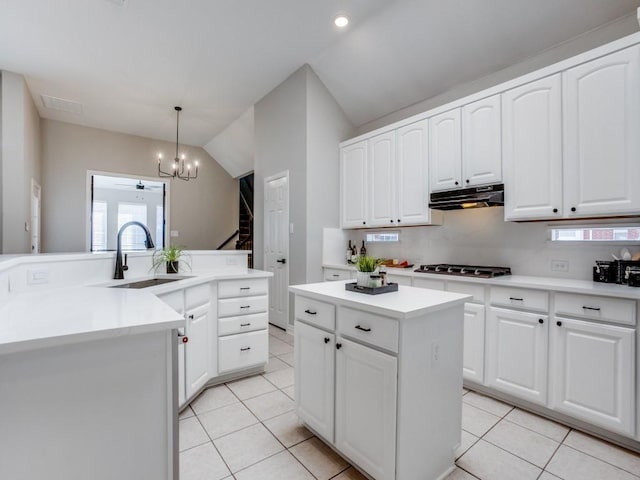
[340,141,368,228]
[429,108,462,192]
[368,131,397,227]
[396,120,431,225]
[563,45,640,217]
[503,74,563,221]
[462,95,502,187]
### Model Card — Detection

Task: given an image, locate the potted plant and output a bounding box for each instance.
[152,245,191,274]
[356,255,383,287]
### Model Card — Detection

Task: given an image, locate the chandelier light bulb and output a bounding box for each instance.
[195,160,199,167]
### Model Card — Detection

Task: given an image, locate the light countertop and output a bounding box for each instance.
[289,280,470,319]
[0,287,184,354]
[322,263,640,300]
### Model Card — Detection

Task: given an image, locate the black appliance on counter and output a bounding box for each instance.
[593,260,640,286]
[414,264,511,278]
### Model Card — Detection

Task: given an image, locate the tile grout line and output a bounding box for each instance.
[559,442,640,479]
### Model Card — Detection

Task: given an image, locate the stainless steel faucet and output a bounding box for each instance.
[114,221,155,279]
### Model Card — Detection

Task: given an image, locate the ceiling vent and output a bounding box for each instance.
[40,95,83,115]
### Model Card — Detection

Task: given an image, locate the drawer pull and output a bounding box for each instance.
[332,274,340,277]
[240,346,251,351]
[355,325,371,332]
[240,305,251,309]
[324,337,330,344]
[240,323,251,327]
[582,306,601,311]
[509,297,524,301]
[304,309,317,315]
[240,287,251,290]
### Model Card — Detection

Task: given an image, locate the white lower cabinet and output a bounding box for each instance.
[294,321,335,441]
[185,303,212,399]
[486,307,548,405]
[335,337,397,480]
[549,317,635,436]
[462,303,485,384]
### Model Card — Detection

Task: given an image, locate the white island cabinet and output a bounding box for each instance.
[290,281,470,480]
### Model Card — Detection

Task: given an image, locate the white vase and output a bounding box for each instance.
[356,269,378,287]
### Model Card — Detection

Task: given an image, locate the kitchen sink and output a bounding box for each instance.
[110,277,192,289]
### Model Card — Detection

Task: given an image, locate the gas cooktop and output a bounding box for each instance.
[414,264,512,278]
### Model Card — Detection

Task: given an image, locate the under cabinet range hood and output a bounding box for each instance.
[429,183,504,210]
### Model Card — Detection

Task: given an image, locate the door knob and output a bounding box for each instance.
[277,258,286,264]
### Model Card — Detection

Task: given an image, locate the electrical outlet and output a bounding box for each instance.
[431,340,440,367]
[27,269,49,285]
[170,230,179,238]
[551,260,569,273]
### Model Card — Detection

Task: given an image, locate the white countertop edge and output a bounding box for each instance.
[289,281,471,320]
[322,264,640,300]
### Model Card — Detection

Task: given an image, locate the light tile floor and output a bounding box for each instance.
[179,325,640,480]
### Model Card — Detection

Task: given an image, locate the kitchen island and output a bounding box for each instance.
[0,250,271,480]
[289,280,471,480]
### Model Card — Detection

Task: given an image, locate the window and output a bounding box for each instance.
[91,201,108,251]
[365,231,400,243]
[117,203,148,250]
[550,225,640,243]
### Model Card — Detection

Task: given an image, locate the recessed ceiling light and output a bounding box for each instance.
[334,14,349,28]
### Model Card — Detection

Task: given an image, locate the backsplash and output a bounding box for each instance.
[326,208,640,281]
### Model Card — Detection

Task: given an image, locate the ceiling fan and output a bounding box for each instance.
[114,180,163,191]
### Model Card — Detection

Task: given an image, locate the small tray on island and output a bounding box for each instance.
[345,282,399,295]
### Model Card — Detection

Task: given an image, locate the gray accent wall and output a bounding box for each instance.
[40,119,238,253]
[1,71,41,254]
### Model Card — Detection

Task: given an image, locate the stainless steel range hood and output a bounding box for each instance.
[429,184,504,210]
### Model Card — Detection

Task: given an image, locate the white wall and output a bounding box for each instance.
[1,71,41,254]
[41,119,238,253]
[305,68,353,283]
[343,208,637,281]
[254,66,308,286]
[355,14,640,136]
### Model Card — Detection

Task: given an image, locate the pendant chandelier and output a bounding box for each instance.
[158,106,199,181]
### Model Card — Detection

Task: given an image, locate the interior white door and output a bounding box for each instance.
[30,179,41,253]
[264,172,289,330]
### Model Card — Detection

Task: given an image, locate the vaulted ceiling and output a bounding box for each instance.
[1,0,639,152]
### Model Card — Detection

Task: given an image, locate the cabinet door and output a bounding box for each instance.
[564,45,640,217]
[185,303,212,399]
[341,141,368,228]
[368,131,397,227]
[503,75,563,220]
[335,337,397,480]
[462,95,502,186]
[294,321,335,442]
[463,303,485,384]
[396,120,431,225]
[429,108,462,192]
[549,317,635,436]
[486,307,548,405]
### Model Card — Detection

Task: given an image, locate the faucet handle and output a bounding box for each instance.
[122,253,129,271]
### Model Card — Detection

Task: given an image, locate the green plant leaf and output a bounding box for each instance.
[356,255,383,272]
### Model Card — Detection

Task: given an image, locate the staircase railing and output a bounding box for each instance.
[217,230,239,250]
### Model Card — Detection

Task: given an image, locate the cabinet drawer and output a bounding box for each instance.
[218,278,268,298]
[185,283,211,310]
[555,293,636,326]
[295,296,336,331]
[448,281,486,304]
[218,295,268,318]
[413,277,446,291]
[219,312,268,336]
[491,286,548,312]
[324,268,352,282]
[338,306,398,353]
[218,330,268,373]
[158,290,184,315]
